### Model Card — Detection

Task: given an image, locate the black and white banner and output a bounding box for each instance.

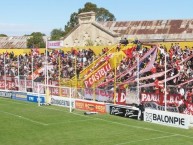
[143,102,179,112]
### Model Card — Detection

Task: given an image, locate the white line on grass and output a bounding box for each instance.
[115,134,178,145]
[1,98,193,140]
[27,105,193,139]
[0,110,48,126]
[45,107,193,140]
[93,114,193,140]
[0,97,32,105]
[69,111,193,140]
[47,118,96,125]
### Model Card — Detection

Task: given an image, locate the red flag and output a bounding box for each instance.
[32,48,39,56]
[35,48,39,54]
[169,49,174,59]
[122,47,133,59]
[71,48,78,55]
[154,79,164,89]
[4,51,9,57]
[150,65,157,73]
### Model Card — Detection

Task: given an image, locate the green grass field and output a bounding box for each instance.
[0,97,193,145]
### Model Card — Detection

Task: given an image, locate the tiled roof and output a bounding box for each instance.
[99,19,193,41]
[0,36,30,48]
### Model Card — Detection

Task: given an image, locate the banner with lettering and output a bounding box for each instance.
[79,88,126,105]
[143,101,179,112]
[83,88,114,102]
[0,80,15,90]
[47,41,63,49]
[84,63,112,88]
[75,100,106,113]
[140,92,182,105]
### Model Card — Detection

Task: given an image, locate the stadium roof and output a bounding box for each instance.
[99,19,193,41]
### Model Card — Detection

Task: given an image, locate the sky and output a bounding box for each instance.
[0,0,193,36]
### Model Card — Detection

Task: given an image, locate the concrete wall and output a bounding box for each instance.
[63,23,118,47]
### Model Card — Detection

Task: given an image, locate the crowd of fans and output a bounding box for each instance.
[97,42,193,104]
[0,41,193,103]
[0,48,96,82]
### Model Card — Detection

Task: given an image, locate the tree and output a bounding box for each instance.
[64,12,78,36]
[64,2,116,36]
[0,34,7,37]
[27,32,46,48]
[50,28,64,40]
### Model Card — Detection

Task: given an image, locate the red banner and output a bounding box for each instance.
[75,100,106,113]
[48,87,70,97]
[84,63,112,88]
[0,81,16,90]
[116,90,126,105]
[29,67,43,80]
[140,92,182,105]
[184,103,193,115]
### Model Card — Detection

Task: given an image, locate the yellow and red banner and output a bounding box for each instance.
[75,100,106,113]
[84,63,112,88]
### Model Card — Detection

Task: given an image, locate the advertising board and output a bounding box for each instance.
[12,91,27,101]
[108,104,139,119]
[27,93,45,103]
[51,96,75,108]
[75,100,106,113]
[0,90,12,98]
[144,109,189,129]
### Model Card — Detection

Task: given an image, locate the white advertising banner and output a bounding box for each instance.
[47,41,63,48]
[144,109,190,129]
[51,96,75,108]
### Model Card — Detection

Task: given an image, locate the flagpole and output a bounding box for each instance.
[70,87,72,112]
[75,55,77,97]
[45,38,48,89]
[113,55,117,104]
[137,53,140,105]
[32,54,34,91]
[4,54,6,90]
[59,55,61,96]
[25,75,27,92]
[46,38,49,87]
[17,55,20,91]
[164,50,167,111]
